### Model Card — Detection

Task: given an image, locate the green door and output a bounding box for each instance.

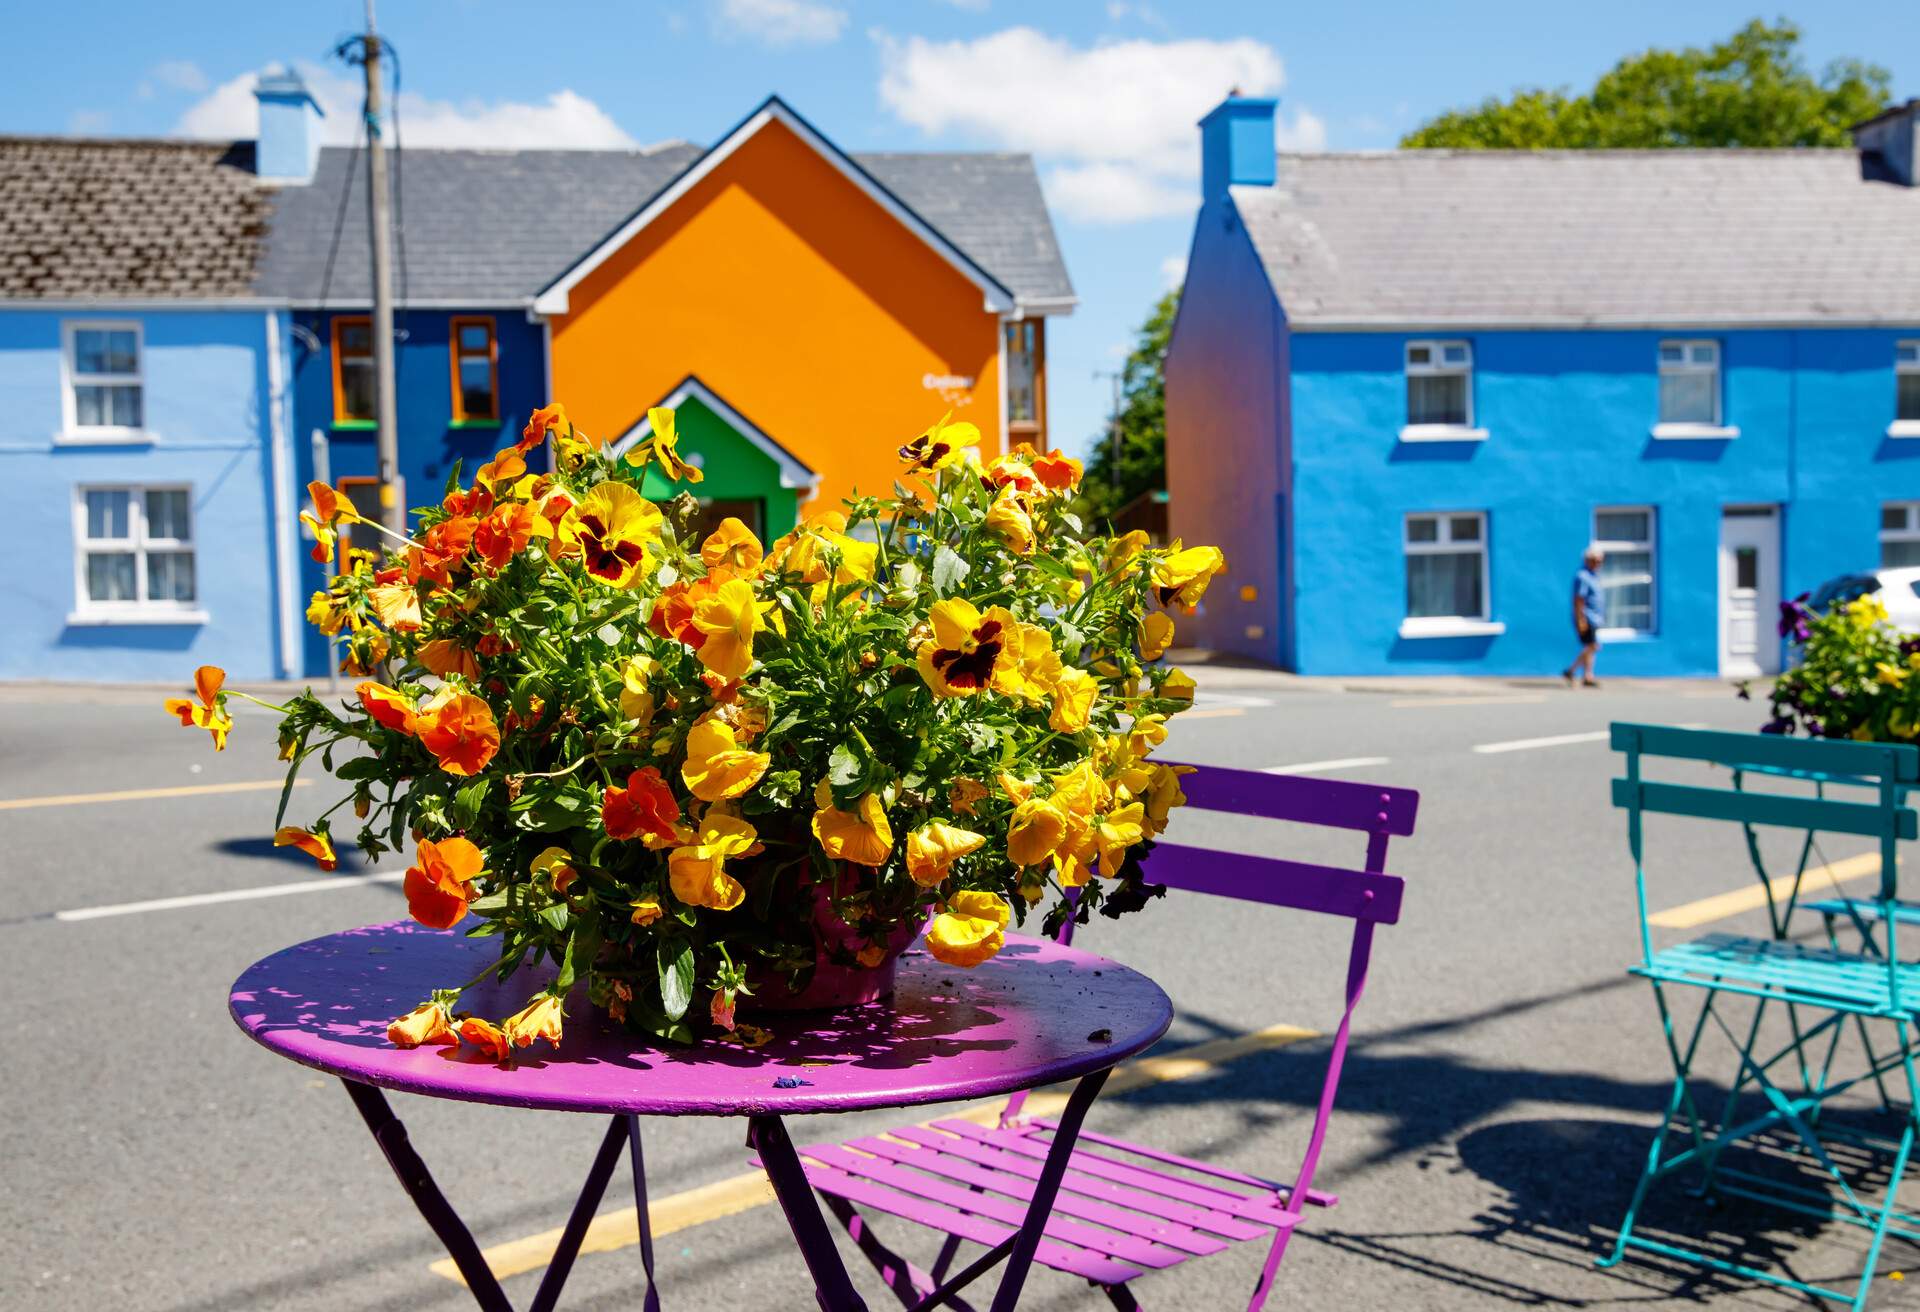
[634,393,799,542]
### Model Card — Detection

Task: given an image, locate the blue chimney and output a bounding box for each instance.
[254,68,324,183]
[1199,96,1277,198]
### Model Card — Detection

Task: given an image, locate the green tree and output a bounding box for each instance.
[1078,289,1177,525]
[1401,20,1890,149]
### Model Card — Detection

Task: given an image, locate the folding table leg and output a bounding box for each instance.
[751,1113,872,1312]
[342,1079,514,1312]
[988,1067,1110,1312]
[822,1192,975,1312]
[627,1115,662,1312]
[528,1115,631,1312]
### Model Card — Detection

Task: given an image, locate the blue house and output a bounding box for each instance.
[1167,96,1920,678]
[0,132,303,682]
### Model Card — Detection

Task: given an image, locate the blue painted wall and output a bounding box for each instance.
[0,308,295,682]
[1286,326,1920,675]
[289,309,549,675]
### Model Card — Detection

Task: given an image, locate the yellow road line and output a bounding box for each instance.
[1647,851,1886,929]
[1180,706,1245,720]
[432,1020,1319,1286]
[0,778,309,811]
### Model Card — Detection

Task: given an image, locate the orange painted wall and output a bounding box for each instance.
[549,119,1005,517]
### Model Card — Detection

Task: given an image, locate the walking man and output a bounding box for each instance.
[1564,545,1605,687]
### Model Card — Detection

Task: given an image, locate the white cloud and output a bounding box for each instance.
[174,61,638,150]
[875,27,1318,223]
[148,60,208,94]
[715,0,848,46]
[67,109,110,135]
[1160,252,1187,288]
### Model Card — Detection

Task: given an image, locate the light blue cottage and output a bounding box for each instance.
[0,120,313,682]
[1167,96,1920,678]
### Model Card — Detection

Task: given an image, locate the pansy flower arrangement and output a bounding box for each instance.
[1758,592,1920,742]
[169,403,1223,1056]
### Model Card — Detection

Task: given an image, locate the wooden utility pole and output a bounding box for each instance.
[362,0,403,536]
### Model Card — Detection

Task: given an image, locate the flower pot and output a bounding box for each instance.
[745,868,924,1012]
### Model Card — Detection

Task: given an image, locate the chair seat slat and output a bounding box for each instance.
[1804,897,1920,927]
[1641,933,1920,1014]
[1027,1118,1337,1208]
[835,1135,1234,1257]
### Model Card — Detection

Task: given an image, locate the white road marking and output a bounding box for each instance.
[1389,694,1546,708]
[56,869,404,922]
[1473,722,1705,755]
[1263,757,1391,775]
[1194,692,1274,709]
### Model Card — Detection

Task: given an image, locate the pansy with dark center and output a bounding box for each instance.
[932,615,1004,690]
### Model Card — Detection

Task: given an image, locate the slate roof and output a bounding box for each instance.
[257,144,1075,308]
[1236,149,1920,328]
[0,137,273,299]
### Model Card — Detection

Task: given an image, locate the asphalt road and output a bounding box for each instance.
[7,675,1920,1311]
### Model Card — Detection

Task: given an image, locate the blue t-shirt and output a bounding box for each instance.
[1574,567,1605,626]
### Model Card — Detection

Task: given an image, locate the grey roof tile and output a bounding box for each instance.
[256,143,1073,307]
[0,137,272,298]
[1236,150,1920,326]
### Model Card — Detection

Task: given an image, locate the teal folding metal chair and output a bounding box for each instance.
[1602,722,1920,1309]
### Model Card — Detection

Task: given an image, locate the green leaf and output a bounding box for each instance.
[540,903,571,934]
[557,915,601,993]
[273,748,308,829]
[467,890,511,916]
[932,545,969,594]
[828,741,863,788]
[332,755,386,781]
[451,779,489,830]
[658,938,695,1021]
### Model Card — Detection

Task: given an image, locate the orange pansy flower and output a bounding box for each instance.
[414,691,501,776]
[602,766,686,848]
[518,401,569,453]
[457,1015,514,1062]
[403,835,485,929]
[356,680,416,732]
[502,993,564,1049]
[473,502,541,572]
[163,664,233,750]
[416,638,480,680]
[273,825,337,871]
[387,1001,457,1048]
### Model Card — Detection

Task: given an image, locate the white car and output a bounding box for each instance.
[1808,566,1920,632]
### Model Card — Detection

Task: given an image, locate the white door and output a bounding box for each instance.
[1719,507,1780,677]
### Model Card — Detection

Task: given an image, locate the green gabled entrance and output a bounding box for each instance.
[615,378,816,543]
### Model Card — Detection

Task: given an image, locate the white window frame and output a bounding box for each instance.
[68,484,208,625]
[1399,339,1487,442]
[1892,341,1920,438]
[1652,338,1738,439]
[1881,501,1920,565]
[1399,510,1505,637]
[1592,506,1658,639]
[59,319,152,445]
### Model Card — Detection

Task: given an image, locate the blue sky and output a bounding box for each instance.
[11,1,1919,458]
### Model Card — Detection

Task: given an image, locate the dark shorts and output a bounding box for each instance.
[1575,617,1602,645]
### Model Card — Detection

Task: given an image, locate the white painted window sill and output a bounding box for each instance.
[1597,627,1656,642]
[1398,425,1489,443]
[1398,618,1506,638]
[66,609,210,627]
[54,429,157,448]
[1650,423,1739,440]
[1888,420,1920,439]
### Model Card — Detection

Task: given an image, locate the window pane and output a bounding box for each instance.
[1449,515,1480,542]
[1441,344,1468,365]
[1885,505,1910,532]
[1660,345,1686,364]
[339,322,372,355]
[1884,539,1920,568]
[146,551,196,603]
[1595,510,1649,543]
[145,489,191,541]
[1600,550,1653,631]
[1898,343,1919,365]
[1005,323,1036,424]
[75,328,137,375]
[85,489,131,540]
[1900,373,1920,422]
[1407,345,1431,366]
[457,323,491,353]
[1407,550,1483,619]
[86,552,137,602]
[458,358,495,418]
[1659,371,1715,424]
[1406,516,1438,543]
[1735,545,1758,591]
[1407,373,1467,426]
[1689,343,1716,365]
[111,384,143,428]
[339,358,375,421]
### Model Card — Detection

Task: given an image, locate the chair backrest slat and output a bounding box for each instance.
[1610,721,1920,783]
[1176,762,1419,836]
[1144,843,1405,924]
[1612,776,1919,840]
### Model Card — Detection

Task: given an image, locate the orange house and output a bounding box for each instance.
[533,97,1075,538]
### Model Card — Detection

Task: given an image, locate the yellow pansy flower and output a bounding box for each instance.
[984,491,1036,555]
[700,517,763,573]
[1161,668,1197,702]
[1152,543,1227,612]
[1127,713,1168,759]
[1877,661,1908,687]
[502,993,565,1049]
[1006,797,1069,867]
[629,895,664,926]
[668,813,757,910]
[992,620,1064,702]
[924,890,1010,968]
[1048,667,1098,733]
[618,654,659,729]
[681,719,771,802]
[1093,802,1147,877]
[530,845,579,894]
[625,406,705,484]
[917,599,1011,696]
[897,411,981,473]
[561,482,662,589]
[692,577,771,681]
[1140,611,1175,661]
[811,780,894,866]
[905,821,986,888]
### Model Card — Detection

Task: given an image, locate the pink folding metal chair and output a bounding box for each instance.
[771,762,1418,1310]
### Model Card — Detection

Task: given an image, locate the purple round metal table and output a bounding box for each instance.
[230,920,1173,1312]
